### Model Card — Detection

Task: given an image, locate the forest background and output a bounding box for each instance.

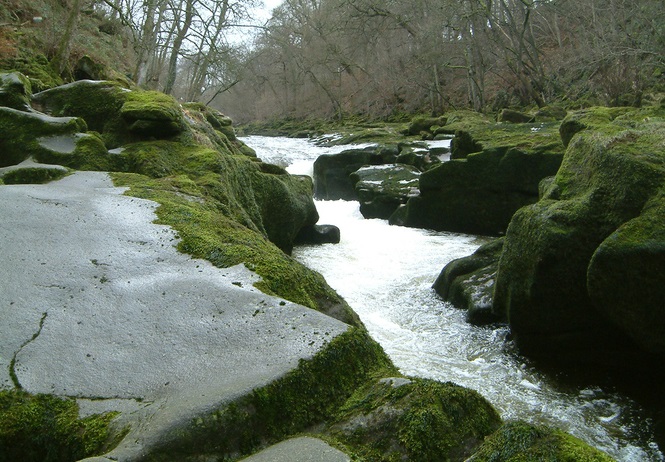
[1,0,664,123]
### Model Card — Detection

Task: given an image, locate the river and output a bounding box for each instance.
[242,135,663,461]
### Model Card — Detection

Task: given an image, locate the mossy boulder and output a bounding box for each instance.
[113,141,318,255]
[31,80,129,138]
[468,420,615,462]
[493,109,665,366]
[587,190,665,354]
[328,377,502,461]
[183,102,254,157]
[313,147,384,200]
[497,109,535,124]
[32,82,189,148]
[350,164,421,219]
[0,71,33,111]
[558,105,664,147]
[405,115,448,136]
[401,146,563,235]
[0,107,87,167]
[0,159,69,184]
[433,238,504,325]
[120,90,185,138]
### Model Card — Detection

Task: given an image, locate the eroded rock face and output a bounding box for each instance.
[351,164,421,219]
[0,72,33,111]
[493,108,665,367]
[433,238,504,325]
[0,107,88,167]
[313,147,383,200]
[402,147,563,235]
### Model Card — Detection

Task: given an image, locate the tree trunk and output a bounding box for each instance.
[52,0,83,76]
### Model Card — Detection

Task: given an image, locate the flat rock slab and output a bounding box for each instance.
[240,437,350,462]
[0,172,349,460]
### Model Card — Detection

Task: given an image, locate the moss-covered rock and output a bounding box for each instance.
[405,115,448,136]
[182,102,250,155]
[112,168,358,326]
[120,90,185,138]
[0,106,87,167]
[468,420,615,462]
[0,71,33,111]
[328,377,502,461]
[32,82,192,148]
[558,105,665,147]
[31,80,129,138]
[350,164,421,219]
[313,147,384,200]
[141,328,396,460]
[401,146,563,235]
[0,53,63,92]
[493,108,665,366]
[587,190,665,354]
[498,109,535,124]
[0,164,69,184]
[0,390,122,462]
[433,238,504,325]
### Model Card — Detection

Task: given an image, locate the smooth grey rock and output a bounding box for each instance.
[0,172,349,461]
[240,437,350,462]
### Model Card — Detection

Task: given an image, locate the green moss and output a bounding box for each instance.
[0,52,63,92]
[329,377,502,461]
[468,421,615,461]
[121,90,184,135]
[145,328,396,461]
[559,105,665,147]
[32,80,129,135]
[0,106,87,167]
[111,170,360,326]
[2,167,69,184]
[0,389,122,462]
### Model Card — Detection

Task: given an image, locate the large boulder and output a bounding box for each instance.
[433,238,504,325]
[32,81,187,148]
[401,146,563,235]
[0,106,91,167]
[0,72,33,111]
[350,164,421,219]
[493,108,665,367]
[313,147,383,200]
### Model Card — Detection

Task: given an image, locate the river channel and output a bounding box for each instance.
[242,135,663,461]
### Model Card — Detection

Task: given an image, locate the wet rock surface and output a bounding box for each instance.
[0,172,350,460]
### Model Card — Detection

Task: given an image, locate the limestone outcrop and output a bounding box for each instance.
[350,164,421,219]
[494,106,665,367]
[435,105,665,372]
[399,111,565,235]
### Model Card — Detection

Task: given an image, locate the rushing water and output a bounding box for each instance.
[242,135,663,461]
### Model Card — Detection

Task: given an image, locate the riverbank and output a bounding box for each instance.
[0,73,623,461]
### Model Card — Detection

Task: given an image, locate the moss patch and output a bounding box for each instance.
[1,166,68,184]
[328,377,502,461]
[0,390,122,462]
[468,420,615,462]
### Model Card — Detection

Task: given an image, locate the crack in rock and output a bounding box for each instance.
[9,312,47,389]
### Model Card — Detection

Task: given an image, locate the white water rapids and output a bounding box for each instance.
[242,135,663,461]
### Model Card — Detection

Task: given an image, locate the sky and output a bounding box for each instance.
[254,0,284,22]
